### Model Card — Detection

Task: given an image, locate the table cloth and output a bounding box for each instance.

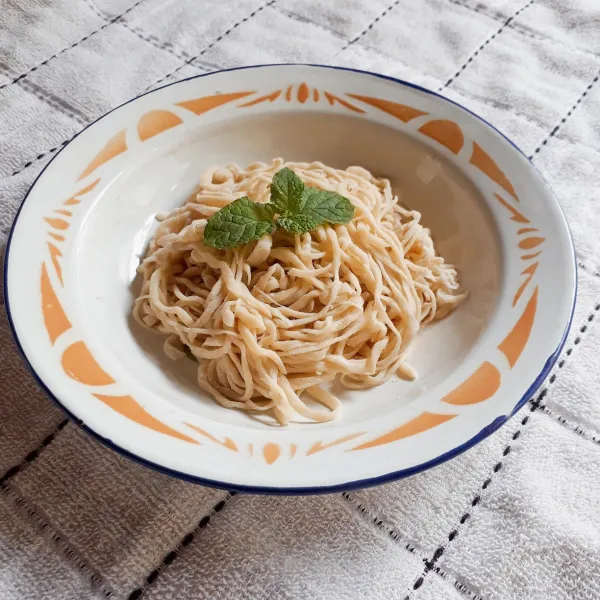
[1,1,600,598]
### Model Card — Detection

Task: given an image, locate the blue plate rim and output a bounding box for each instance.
[3,63,577,494]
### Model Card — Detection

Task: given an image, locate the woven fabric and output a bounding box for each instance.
[1,1,600,598]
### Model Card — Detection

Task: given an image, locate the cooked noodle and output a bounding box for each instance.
[133,159,466,424]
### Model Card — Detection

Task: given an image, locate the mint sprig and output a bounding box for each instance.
[277,214,321,234]
[203,197,276,249]
[297,187,355,224]
[203,167,355,249]
[270,167,304,215]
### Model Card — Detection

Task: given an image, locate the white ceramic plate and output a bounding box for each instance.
[5,65,575,493]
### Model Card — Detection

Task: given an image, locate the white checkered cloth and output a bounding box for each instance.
[1,1,600,598]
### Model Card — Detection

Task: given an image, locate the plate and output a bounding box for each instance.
[5,65,576,493]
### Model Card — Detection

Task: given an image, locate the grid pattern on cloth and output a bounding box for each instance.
[1,0,600,598]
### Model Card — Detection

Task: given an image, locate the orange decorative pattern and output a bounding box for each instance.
[177,92,254,115]
[45,177,102,288]
[517,227,538,235]
[75,92,260,183]
[499,287,538,368]
[44,217,69,230]
[513,262,539,306]
[61,341,115,386]
[306,432,365,456]
[324,92,365,114]
[64,178,100,206]
[521,251,542,261]
[263,443,281,465]
[351,412,457,450]
[518,236,545,250]
[471,143,519,201]
[185,423,238,451]
[238,90,282,107]
[47,242,63,286]
[419,119,464,154]
[442,362,501,405]
[494,193,529,223]
[93,394,199,444]
[347,94,428,122]
[297,82,309,103]
[236,84,365,113]
[137,110,183,141]
[78,130,127,181]
[41,263,71,345]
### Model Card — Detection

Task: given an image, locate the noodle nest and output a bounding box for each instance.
[133,159,465,424]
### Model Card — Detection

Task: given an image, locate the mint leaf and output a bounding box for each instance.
[203,197,275,249]
[277,188,354,234]
[277,214,321,234]
[270,167,304,214]
[201,168,355,249]
[299,188,355,224]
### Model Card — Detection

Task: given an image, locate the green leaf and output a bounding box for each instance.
[299,188,355,224]
[201,168,355,249]
[203,197,276,249]
[270,167,305,214]
[277,214,321,234]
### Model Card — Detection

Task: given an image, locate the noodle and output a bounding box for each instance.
[133,159,466,424]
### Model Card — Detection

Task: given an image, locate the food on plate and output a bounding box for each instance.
[133,159,465,424]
